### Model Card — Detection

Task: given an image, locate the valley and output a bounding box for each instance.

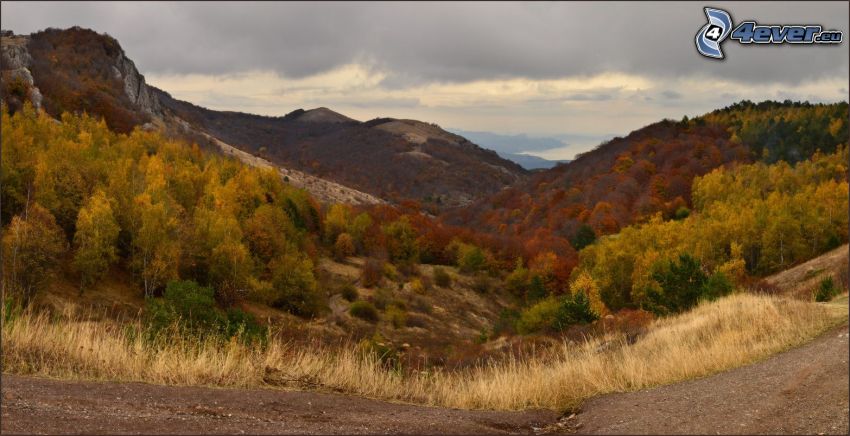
[1,24,848,435]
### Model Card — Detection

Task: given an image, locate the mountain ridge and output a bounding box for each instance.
[0,26,526,210]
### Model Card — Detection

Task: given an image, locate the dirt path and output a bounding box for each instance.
[0,375,557,435]
[567,322,849,435]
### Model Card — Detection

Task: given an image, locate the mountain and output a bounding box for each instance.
[498,152,570,170]
[448,128,611,169]
[443,101,849,248]
[156,93,527,209]
[0,27,526,209]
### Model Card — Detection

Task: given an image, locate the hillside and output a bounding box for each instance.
[156,92,526,209]
[444,102,848,251]
[0,27,526,210]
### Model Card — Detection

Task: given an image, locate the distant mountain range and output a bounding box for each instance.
[447,129,613,170]
[497,153,569,170]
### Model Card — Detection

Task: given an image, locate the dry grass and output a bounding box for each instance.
[2,293,846,411]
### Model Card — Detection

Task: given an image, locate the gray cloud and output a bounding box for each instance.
[1,1,847,86]
[661,90,683,100]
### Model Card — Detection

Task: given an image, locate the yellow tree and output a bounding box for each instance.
[2,204,67,304]
[132,192,180,297]
[73,190,120,294]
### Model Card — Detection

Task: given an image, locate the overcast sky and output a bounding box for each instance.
[2,1,848,159]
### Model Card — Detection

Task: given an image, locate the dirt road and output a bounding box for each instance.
[568,322,849,435]
[0,375,556,435]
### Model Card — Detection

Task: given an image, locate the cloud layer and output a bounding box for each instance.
[2,1,847,158]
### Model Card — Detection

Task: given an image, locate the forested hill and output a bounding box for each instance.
[443,101,849,255]
[0,26,526,211]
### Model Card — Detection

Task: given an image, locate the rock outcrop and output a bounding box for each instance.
[0,31,43,110]
[114,50,162,117]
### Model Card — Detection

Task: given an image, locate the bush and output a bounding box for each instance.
[409,278,425,294]
[517,292,599,334]
[149,280,222,334]
[526,275,547,303]
[370,287,393,310]
[383,262,400,281]
[516,298,561,334]
[505,260,530,296]
[703,271,734,301]
[815,276,840,302]
[145,280,264,343]
[224,308,266,344]
[385,304,407,328]
[269,253,323,318]
[647,253,707,315]
[361,258,383,288]
[349,301,379,322]
[570,224,597,251]
[457,244,487,273]
[340,283,359,302]
[433,267,451,287]
[553,291,599,328]
[333,233,355,260]
[383,217,419,266]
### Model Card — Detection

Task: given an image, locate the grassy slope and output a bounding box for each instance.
[4,292,845,412]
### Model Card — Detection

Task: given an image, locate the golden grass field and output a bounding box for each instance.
[3,292,846,412]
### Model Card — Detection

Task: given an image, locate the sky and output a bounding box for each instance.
[2,1,848,159]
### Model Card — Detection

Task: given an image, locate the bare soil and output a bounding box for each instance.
[0,375,557,435]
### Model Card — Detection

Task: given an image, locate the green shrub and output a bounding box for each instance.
[553,291,599,328]
[570,224,597,251]
[349,301,379,322]
[224,308,266,344]
[385,304,407,328]
[505,259,529,296]
[145,280,265,343]
[371,287,393,310]
[647,253,707,315]
[383,262,400,281]
[269,253,323,317]
[147,280,222,335]
[516,298,561,334]
[815,276,840,302]
[457,245,487,273]
[526,275,547,303]
[340,283,359,302]
[517,292,599,334]
[409,278,425,294]
[433,267,451,287]
[703,271,734,301]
